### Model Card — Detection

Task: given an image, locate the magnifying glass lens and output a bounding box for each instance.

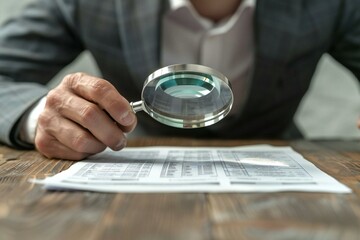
[131,64,233,128]
[155,72,214,98]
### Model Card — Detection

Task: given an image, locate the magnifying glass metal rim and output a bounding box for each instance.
[130,64,234,129]
[144,64,231,88]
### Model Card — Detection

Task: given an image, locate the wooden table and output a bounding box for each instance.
[0,138,360,240]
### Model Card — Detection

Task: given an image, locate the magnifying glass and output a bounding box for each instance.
[130,64,233,128]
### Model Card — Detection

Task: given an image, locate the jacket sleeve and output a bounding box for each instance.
[329,0,360,81]
[0,0,83,148]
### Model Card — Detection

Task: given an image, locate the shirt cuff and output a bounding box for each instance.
[19,96,47,144]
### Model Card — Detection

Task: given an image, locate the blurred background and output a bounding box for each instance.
[1,0,360,139]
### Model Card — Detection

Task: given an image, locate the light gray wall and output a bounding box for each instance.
[1,0,360,139]
[295,56,360,139]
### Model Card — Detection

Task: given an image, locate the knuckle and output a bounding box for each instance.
[37,112,58,128]
[47,89,76,115]
[34,128,90,160]
[63,72,86,87]
[91,80,112,98]
[46,89,62,108]
[35,135,55,159]
[72,132,91,152]
[79,104,99,123]
[37,113,49,127]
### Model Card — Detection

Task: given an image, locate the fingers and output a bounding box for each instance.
[35,126,93,161]
[46,90,127,150]
[36,138,91,161]
[36,110,110,160]
[35,73,136,160]
[38,110,107,154]
[62,73,137,129]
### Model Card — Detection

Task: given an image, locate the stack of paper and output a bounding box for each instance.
[32,145,351,193]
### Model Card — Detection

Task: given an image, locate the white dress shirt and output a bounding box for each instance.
[162,0,256,116]
[20,0,256,144]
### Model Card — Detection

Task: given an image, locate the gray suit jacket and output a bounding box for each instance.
[0,0,359,148]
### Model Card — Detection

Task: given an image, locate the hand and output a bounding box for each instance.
[358,118,360,129]
[35,73,137,160]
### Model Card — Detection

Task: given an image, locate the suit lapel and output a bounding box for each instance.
[115,0,167,87]
[246,0,302,109]
[255,0,302,62]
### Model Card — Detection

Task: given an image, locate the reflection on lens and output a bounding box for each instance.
[156,73,215,98]
[139,64,233,128]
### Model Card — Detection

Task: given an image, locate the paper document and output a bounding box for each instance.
[33,145,351,193]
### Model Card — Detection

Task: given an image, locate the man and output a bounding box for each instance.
[0,0,359,160]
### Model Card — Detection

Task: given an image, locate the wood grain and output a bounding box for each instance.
[0,138,359,240]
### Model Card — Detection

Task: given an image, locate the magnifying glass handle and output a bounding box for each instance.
[130,100,144,113]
